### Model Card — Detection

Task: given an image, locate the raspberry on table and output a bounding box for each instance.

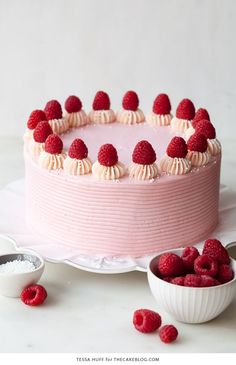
[184,274,202,287]
[159,325,178,344]
[21,284,47,306]
[217,264,234,284]
[181,246,200,271]
[133,309,162,333]
[158,253,184,277]
[203,239,230,265]
[194,254,218,277]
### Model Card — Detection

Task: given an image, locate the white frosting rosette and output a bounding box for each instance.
[92,144,125,180]
[38,134,65,170]
[117,109,145,125]
[160,136,191,175]
[129,140,159,180]
[171,99,195,133]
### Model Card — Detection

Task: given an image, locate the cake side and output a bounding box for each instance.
[25,152,221,257]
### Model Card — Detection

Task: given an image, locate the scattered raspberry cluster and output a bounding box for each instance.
[133,309,178,344]
[156,239,233,287]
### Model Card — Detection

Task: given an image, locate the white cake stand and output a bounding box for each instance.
[0,179,236,274]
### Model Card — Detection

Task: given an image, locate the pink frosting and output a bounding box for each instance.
[25,151,220,257]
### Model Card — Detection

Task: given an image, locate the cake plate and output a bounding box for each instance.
[1,179,236,274]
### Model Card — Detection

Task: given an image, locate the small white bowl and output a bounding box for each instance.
[147,248,236,324]
[0,252,45,297]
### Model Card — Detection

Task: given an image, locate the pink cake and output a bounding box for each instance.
[23,92,221,257]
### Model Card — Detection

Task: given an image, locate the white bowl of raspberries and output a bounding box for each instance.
[147,238,236,323]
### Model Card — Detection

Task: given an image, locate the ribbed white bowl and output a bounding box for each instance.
[147,248,236,323]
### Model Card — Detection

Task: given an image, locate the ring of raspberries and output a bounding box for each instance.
[155,238,233,287]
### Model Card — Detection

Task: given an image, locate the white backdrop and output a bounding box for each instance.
[0,0,235,139]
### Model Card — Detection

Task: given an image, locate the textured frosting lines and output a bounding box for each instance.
[207,138,221,156]
[171,118,192,133]
[147,113,172,127]
[92,161,125,180]
[89,110,116,124]
[117,109,145,125]
[48,118,69,134]
[65,110,89,128]
[129,163,159,180]
[160,155,191,175]
[186,151,211,167]
[38,151,65,170]
[64,156,92,175]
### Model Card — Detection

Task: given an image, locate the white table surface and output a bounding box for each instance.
[0,137,236,353]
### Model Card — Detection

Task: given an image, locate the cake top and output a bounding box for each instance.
[24,92,221,182]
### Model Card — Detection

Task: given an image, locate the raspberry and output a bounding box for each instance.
[166,137,188,158]
[195,120,216,139]
[98,144,118,167]
[194,254,218,277]
[187,132,208,152]
[65,95,82,113]
[45,134,63,154]
[122,91,139,111]
[159,325,178,344]
[217,264,234,284]
[158,253,184,277]
[93,91,110,110]
[181,246,200,271]
[203,239,230,265]
[192,108,210,129]
[176,98,195,120]
[132,140,156,165]
[170,277,185,286]
[152,94,171,115]
[33,121,53,143]
[21,284,47,306]
[200,275,218,287]
[184,274,202,287]
[163,277,173,283]
[68,139,88,159]
[27,110,47,130]
[133,309,162,333]
[44,100,63,120]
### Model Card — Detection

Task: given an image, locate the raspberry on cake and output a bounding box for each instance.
[38,134,65,170]
[195,120,221,156]
[64,95,88,128]
[171,98,195,133]
[184,108,210,141]
[44,99,69,134]
[29,121,53,159]
[147,93,172,126]
[64,139,92,176]
[89,91,116,124]
[160,137,191,175]
[92,144,125,180]
[117,91,145,125]
[24,110,47,143]
[129,140,159,180]
[186,132,211,167]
